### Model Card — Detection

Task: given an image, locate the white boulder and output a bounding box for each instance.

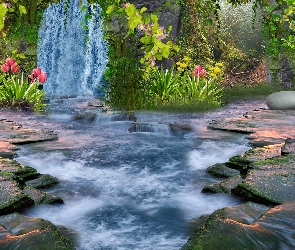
[266,91,295,110]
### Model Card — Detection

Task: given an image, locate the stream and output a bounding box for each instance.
[1,98,268,250]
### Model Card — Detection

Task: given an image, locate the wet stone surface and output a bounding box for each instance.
[0,119,74,249]
[185,108,295,249]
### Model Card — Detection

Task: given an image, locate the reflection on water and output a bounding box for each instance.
[0,98,268,250]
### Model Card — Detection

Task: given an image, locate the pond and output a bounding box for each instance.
[1,97,267,249]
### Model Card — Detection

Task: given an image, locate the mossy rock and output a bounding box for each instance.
[0,213,75,249]
[0,180,34,215]
[225,155,252,171]
[26,174,59,189]
[232,167,295,205]
[202,175,243,194]
[182,201,295,250]
[206,163,240,178]
[22,186,63,205]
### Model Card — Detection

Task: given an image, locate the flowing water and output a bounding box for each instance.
[38,0,108,97]
[1,98,268,249]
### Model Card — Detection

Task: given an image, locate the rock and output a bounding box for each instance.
[0,141,19,158]
[72,112,97,122]
[182,201,295,250]
[207,163,240,178]
[22,186,63,205]
[225,154,252,172]
[0,158,40,181]
[111,112,137,122]
[88,100,105,107]
[26,174,59,189]
[0,213,75,249]
[0,180,34,215]
[0,119,58,145]
[208,109,295,146]
[128,122,170,135]
[202,175,243,194]
[281,138,295,155]
[266,91,295,110]
[231,154,295,205]
[168,123,194,135]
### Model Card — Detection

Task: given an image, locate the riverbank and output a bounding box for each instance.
[0,118,76,249]
[0,105,294,249]
[182,108,295,249]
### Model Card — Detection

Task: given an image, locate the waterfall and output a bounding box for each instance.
[37,0,108,97]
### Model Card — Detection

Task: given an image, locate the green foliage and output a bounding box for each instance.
[0,73,47,111]
[100,33,144,110]
[180,72,223,105]
[144,66,223,109]
[148,67,181,104]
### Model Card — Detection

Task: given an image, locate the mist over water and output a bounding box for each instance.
[2,98,268,250]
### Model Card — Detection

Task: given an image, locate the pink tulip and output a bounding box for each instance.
[199,69,206,78]
[33,67,42,77]
[11,63,20,73]
[193,65,206,78]
[5,58,15,67]
[195,65,203,72]
[38,72,47,83]
[1,64,9,73]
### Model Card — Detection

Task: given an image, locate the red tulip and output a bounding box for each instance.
[33,68,41,77]
[11,63,20,73]
[5,58,15,67]
[38,72,47,83]
[1,64,9,73]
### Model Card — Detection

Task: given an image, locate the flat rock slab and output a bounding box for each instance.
[0,180,34,215]
[0,119,58,145]
[182,201,295,250]
[208,109,295,146]
[0,141,18,158]
[0,157,40,180]
[0,212,75,250]
[232,155,295,205]
[25,174,59,189]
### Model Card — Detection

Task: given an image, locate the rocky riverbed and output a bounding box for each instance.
[182,109,295,249]
[0,118,76,249]
[1,108,295,249]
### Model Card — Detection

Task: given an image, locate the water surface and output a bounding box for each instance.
[1,98,268,250]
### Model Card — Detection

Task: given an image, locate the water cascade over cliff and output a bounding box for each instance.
[37,0,108,97]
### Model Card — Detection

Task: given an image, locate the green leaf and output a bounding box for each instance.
[270,25,277,31]
[18,53,26,59]
[140,7,147,14]
[161,47,170,58]
[125,4,137,17]
[106,4,115,15]
[0,4,8,30]
[81,5,87,12]
[85,13,91,21]
[140,36,152,44]
[151,14,158,23]
[19,4,27,14]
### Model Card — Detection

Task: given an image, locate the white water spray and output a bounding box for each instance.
[37,0,108,97]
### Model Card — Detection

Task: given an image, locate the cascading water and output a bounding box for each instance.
[38,0,108,97]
